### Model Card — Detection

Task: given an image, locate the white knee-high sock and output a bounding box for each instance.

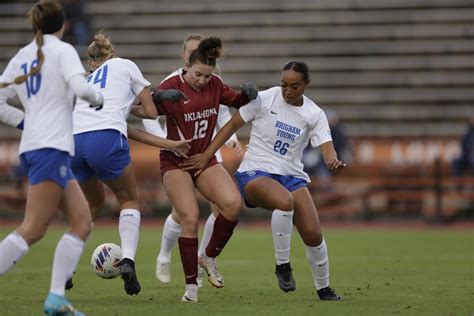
[157,213,181,263]
[306,239,330,290]
[119,209,141,261]
[198,213,216,256]
[0,232,29,275]
[50,233,85,296]
[271,209,294,265]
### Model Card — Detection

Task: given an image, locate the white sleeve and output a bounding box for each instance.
[143,118,167,138]
[309,110,333,147]
[59,43,87,82]
[217,104,232,128]
[217,104,239,142]
[238,94,262,123]
[126,60,151,96]
[0,103,24,127]
[68,74,103,106]
[0,66,24,127]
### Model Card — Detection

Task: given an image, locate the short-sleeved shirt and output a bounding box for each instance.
[238,86,332,182]
[0,35,86,155]
[73,57,150,137]
[158,72,249,171]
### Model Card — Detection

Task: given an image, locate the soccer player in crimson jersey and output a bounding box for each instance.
[152,36,258,302]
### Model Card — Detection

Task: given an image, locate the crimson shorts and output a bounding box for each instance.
[160,151,218,181]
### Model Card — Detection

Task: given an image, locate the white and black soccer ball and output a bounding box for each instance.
[91,243,122,279]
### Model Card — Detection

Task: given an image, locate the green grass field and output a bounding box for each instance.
[0,224,472,315]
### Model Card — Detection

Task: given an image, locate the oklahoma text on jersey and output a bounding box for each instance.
[184,108,218,122]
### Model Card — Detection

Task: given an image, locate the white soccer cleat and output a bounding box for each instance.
[181,284,198,303]
[155,260,171,283]
[199,254,224,288]
[196,266,205,288]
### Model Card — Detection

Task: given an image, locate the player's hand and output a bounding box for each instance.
[327,159,347,174]
[225,139,242,157]
[240,83,259,100]
[153,89,187,104]
[179,153,211,176]
[168,139,192,158]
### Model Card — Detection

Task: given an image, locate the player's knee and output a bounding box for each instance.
[220,195,242,218]
[278,194,294,212]
[179,212,199,227]
[23,226,47,245]
[70,218,92,241]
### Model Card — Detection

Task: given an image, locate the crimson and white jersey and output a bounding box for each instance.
[158,71,249,163]
[238,86,332,182]
[142,67,239,159]
[0,35,86,155]
[73,57,150,137]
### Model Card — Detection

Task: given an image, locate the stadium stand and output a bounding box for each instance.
[0,0,472,220]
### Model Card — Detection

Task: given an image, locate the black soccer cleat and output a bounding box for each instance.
[275,262,296,292]
[317,287,343,301]
[120,258,141,295]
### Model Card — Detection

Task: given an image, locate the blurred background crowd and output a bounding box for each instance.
[0,0,472,222]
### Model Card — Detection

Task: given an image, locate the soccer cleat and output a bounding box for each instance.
[181,284,198,303]
[275,262,296,292]
[198,254,224,288]
[43,292,85,316]
[196,266,205,288]
[317,286,343,301]
[120,258,141,295]
[155,260,171,283]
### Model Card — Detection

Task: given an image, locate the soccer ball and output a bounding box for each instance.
[91,243,122,279]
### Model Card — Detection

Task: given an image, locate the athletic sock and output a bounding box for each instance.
[50,233,85,296]
[0,232,29,275]
[306,239,330,290]
[198,213,216,256]
[158,214,182,263]
[205,213,238,258]
[119,209,141,261]
[178,237,198,285]
[271,209,294,265]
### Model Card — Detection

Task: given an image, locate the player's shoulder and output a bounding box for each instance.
[302,95,325,122]
[302,95,322,113]
[159,72,181,89]
[161,68,182,83]
[257,86,281,107]
[55,40,78,55]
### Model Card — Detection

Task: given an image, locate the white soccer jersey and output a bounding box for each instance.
[238,86,332,182]
[73,57,150,137]
[0,35,86,155]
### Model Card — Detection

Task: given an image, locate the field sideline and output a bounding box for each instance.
[0,223,472,315]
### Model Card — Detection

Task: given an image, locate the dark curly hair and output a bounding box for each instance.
[188,36,223,67]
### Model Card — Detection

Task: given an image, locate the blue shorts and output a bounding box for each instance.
[234,170,307,208]
[71,129,131,182]
[20,149,75,189]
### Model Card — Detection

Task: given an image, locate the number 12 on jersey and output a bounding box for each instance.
[193,120,208,140]
[274,140,289,155]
